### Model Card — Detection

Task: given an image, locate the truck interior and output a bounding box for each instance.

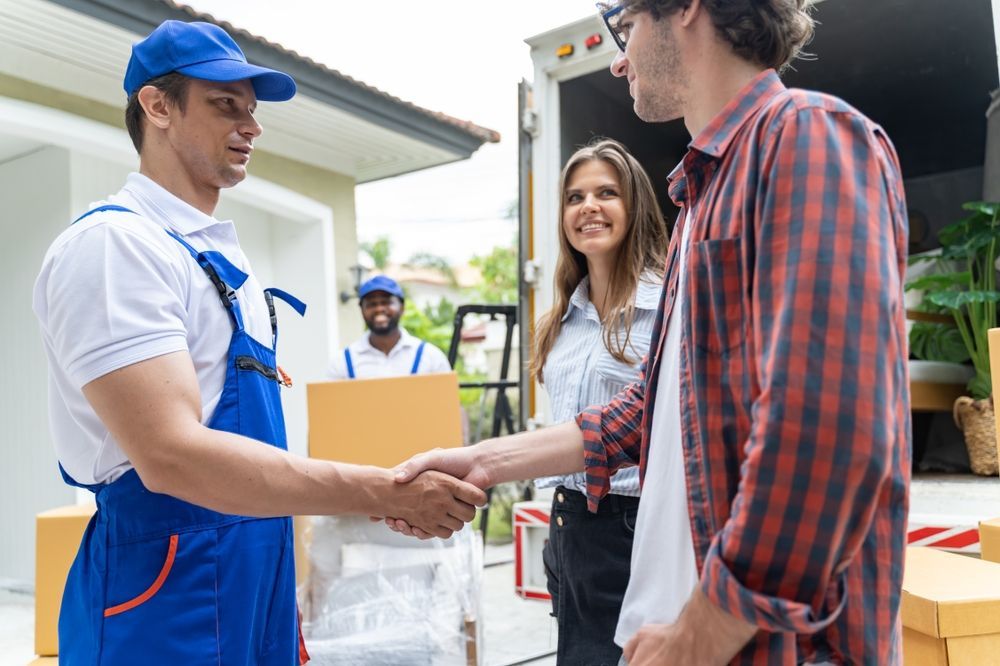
[558,0,1000,253]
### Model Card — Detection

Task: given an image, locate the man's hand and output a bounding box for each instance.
[622,623,682,665]
[622,588,757,665]
[385,446,491,538]
[382,468,486,540]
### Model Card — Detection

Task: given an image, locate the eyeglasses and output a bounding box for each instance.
[599,4,629,52]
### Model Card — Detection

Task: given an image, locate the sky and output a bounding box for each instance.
[184,0,603,265]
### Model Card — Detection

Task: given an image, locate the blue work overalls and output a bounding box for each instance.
[58,205,308,665]
[343,340,425,378]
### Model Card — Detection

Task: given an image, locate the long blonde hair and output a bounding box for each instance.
[531,139,668,384]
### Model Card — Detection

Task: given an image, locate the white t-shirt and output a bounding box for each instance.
[33,173,273,486]
[615,215,699,647]
[327,328,451,380]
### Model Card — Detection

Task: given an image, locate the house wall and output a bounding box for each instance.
[0,71,361,349]
[0,146,76,584]
[249,152,362,347]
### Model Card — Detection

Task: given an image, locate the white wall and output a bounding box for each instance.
[0,146,76,584]
[70,152,132,216]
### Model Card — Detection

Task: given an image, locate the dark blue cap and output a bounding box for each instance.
[124,21,296,101]
[358,276,404,300]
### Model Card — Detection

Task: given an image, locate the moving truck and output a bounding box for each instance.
[516,0,1000,552]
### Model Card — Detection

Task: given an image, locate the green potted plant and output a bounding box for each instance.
[906,201,1000,475]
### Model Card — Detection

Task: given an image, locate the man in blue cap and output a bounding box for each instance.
[330,275,452,380]
[33,20,485,665]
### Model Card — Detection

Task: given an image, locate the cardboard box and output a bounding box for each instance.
[902,546,1000,665]
[980,517,1000,564]
[306,372,462,468]
[35,503,96,657]
[301,372,463,588]
[988,328,1000,467]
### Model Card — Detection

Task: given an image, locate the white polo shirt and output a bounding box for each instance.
[327,328,451,380]
[33,173,272,486]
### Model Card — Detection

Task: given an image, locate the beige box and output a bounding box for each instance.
[980,517,1000,564]
[306,371,463,468]
[902,546,1000,665]
[35,504,96,657]
[300,372,463,587]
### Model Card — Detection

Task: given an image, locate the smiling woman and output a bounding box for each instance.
[530,137,668,664]
[531,138,668,376]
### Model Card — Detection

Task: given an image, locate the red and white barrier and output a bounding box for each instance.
[513,503,986,601]
[513,501,552,600]
[907,524,981,553]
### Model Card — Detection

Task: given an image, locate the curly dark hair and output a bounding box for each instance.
[612,0,816,72]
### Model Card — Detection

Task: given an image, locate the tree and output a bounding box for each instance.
[400,297,456,354]
[359,236,391,270]
[406,252,457,286]
[469,238,518,304]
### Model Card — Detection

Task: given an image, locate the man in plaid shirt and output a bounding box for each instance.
[392,1,910,663]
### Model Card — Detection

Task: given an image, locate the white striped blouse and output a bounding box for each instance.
[534,271,662,497]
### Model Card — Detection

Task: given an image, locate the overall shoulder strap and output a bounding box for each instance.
[411,341,426,375]
[71,204,136,225]
[344,348,355,379]
[262,288,307,349]
[163,229,248,331]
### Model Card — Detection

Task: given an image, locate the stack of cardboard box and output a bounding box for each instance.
[30,504,95,665]
[902,518,1000,665]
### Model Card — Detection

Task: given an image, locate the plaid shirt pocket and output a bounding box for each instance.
[689,237,747,354]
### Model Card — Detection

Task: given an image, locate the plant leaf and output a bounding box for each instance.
[961,201,1000,218]
[909,322,970,363]
[926,290,1000,309]
[905,272,971,292]
[967,374,993,400]
[907,249,944,267]
[938,211,996,247]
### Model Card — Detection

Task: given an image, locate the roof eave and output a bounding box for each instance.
[47,0,498,159]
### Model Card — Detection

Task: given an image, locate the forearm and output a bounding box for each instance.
[140,424,395,518]
[474,421,585,487]
[677,588,757,662]
[626,588,757,665]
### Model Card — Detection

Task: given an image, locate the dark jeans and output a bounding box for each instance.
[542,486,639,666]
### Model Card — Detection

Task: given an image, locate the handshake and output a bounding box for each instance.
[371,422,583,539]
[374,445,493,540]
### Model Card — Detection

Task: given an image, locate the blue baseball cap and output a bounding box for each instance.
[358,276,404,301]
[124,21,296,101]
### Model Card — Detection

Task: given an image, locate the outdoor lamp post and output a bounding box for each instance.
[339,264,369,303]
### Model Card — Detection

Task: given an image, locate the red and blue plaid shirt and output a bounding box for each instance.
[577,70,910,664]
